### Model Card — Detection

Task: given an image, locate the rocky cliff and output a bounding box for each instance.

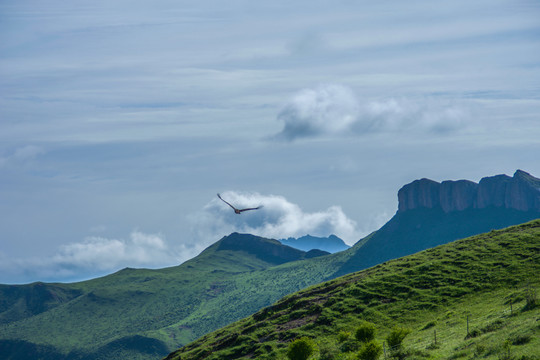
[398,170,540,213]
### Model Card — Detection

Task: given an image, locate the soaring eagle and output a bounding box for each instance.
[217,193,263,214]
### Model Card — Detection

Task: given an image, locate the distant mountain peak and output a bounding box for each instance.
[279,234,350,253]
[398,170,540,213]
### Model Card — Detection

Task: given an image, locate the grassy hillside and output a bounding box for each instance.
[335,207,540,277]
[1,208,539,360]
[165,219,540,360]
[0,233,339,360]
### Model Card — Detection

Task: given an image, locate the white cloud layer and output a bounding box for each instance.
[0,193,362,283]
[189,191,361,250]
[0,231,181,283]
[275,84,469,140]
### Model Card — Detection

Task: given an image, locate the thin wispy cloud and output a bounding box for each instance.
[0,145,44,167]
[274,84,469,141]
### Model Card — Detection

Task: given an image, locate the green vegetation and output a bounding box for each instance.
[2,207,539,360]
[165,219,540,360]
[358,340,383,360]
[0,233,352,360]
[287,337,315,360]
[355,322,376,343]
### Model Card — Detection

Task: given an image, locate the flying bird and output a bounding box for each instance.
[217,193,263,214]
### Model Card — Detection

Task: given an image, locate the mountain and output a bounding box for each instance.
[164,219,540,360]
[398,169,540,213]
[1,170,539,360]
[335,170,540,277]
[279,234,350,253]
[0,233,329,360]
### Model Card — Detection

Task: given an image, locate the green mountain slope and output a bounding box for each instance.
[2,169,539,360]
[2,212,539,360]
[165,219,540,360]
[336,207,540,277]
[0,233,329,360]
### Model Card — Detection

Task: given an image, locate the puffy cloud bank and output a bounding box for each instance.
[1,193,361,283]
[189,191,361,249]
[0,231,181,283]
[275,84,468,140]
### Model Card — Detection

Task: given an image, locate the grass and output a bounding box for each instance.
[0,234,352,359]
[1,212,539,360]
[165,219,540,360]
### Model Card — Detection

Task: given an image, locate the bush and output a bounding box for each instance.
[338,331,351,343]
[498,340,512,360]
[318,341,339,360]
[357,340,383,360]
[523,286,537,311]
[386,327,411,350]
[355,322,376,343]
[287,337,315,360]
[341,338,361,353]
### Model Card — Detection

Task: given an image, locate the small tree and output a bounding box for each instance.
[287,337,315,360]
[386,327,411,350]
[357,340,383,360]
[355,322,377,343]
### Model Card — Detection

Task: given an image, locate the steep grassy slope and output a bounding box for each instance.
[336,207,540,277]
[165,219,540,360]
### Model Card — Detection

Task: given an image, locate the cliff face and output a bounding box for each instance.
[398,170,540,213]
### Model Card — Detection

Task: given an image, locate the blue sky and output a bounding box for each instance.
[1,0,539,283]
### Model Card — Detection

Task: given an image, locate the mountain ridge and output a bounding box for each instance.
[399,169,540,213]
[279,234,350,253]
[1,170,539,360]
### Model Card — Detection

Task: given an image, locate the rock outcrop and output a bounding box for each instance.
[398,170,540,213]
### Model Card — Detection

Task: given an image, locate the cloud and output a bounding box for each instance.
[189,191,361,248]
[0,231,181,283]
[0,145,44,167]
[274,84,469,140]
[275,85,360,140]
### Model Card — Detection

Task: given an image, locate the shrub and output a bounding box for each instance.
[287,337,315,360]
[498,340,512,360]
[357,340,383,360]
[338,331,351,343]
[523,286,537,311]
[318,341,339,360]
[355,322,376,343]
[341,338,361,353]
[386,327,411,350]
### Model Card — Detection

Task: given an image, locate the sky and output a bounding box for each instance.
[1,0,539,284]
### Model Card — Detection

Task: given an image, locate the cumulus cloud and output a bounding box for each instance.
[275,85,360,140]
[274,84,468,140]
[189,191,361,250]
[0,231,181,283]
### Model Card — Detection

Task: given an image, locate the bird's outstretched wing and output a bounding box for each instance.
[217,193,238,211]
[238,205,263,213]
[217,193,263,214]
